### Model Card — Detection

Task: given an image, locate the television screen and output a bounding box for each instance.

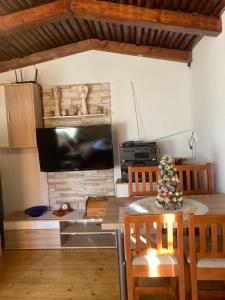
[36,125,114,172]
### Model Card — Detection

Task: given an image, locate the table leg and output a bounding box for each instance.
[116,229,127,300]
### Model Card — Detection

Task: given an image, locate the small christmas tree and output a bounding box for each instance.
[156,154,183,210]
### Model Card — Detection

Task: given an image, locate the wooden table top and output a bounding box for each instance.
[102,194,225,230]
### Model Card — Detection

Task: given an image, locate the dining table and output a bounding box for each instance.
[102,194,225,300]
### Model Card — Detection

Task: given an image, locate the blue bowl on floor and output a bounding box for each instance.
[24,205,48,217]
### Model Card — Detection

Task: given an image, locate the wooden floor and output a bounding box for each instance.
[1,250,224,300]
[0,249,120,300]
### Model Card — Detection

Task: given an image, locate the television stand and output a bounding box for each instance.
[4,211,116,249]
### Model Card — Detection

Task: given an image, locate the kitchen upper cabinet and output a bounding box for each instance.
[0,84,43,148]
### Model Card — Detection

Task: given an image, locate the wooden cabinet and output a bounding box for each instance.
[0,83,43,148]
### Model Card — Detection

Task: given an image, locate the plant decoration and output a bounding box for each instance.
[156,154,183,210]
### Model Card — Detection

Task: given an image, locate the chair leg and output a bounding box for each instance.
[178,269,186,300]
[127,275,134,300]
[190,268,198,300]
[170,278,178,300]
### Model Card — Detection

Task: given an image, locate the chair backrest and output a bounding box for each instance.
[189,214,225,260]
[124,212,184,259]
[128,163,214,196]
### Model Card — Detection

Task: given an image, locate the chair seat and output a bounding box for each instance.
[132,255,178,266]
[186,252,225,268]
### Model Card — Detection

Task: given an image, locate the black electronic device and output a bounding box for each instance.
[120,141,158,182]
[36,125,114,172]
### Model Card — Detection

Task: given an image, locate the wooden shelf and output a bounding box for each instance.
[60,221,114,235]
[43,114,105,120]
[61,234,116,248]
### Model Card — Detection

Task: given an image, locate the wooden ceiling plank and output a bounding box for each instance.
[142,27,149,45]
[108,23,117,41]
[0,37,23,57]
[27,29,49,50]
[70,0,222,37]
[145,0,155,8]
[0,38,191,73]
[212,0,225,16]
[91,21,104,40]
[123,25,131,43]
[86,20,98,38]
[195,0,209,13]
[36,27,58,48]
[172,0,183,10]
[180,0,192,11]
[135,26,143,45]
[45,23,65,45]
[187,0,202,13]
[179,34,194,50]
[68,18,86,40]
[100,22,112,40]
[76,19,93,39]
[16,32,41,53]
[60,19,79,43]
[186,35,202,50]
[166,32,180,48]
[148,28,155,45]
[39,26,60,48]
[55,21,73,44]
[12,35,33,55]
[114,23,124,42]
[0,1,68,36]
[202,0,220,15]
[173,33,185,48]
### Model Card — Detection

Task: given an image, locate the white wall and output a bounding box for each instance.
[191,14,225,192]
[0,51,192,215]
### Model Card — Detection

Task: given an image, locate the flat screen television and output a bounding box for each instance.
[36,125,114,172]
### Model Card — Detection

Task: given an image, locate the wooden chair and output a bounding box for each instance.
[188,214,225,300]
[124,212,185,300]
[128,163,214,196]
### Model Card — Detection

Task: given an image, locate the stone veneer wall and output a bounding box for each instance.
[41,82,115,210]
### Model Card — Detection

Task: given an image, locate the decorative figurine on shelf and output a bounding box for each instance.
[78,84,89,115]
[96,105,103,114]
[68,104,76,116]
[52,202,73,217]
[76,104,82,115]
[156,154,183,210]
[52,86,61,116]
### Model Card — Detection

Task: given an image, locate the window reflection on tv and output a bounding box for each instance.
[36,125,114,172]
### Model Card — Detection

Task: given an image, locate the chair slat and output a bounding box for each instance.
[186,170,191,193]
[223,224,225,253]
[157,222,163,251]
[193,170,198,193]
[201,170,206,193]
[135,222,141,254]
[211,224,218,254]
[199,224,206,255]
[149,171,153,192]
[146,222,151,249]
[135,172,139,194]
[142,171,146,192]
[179,170,184,191]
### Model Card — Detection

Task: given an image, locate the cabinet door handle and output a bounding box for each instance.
[7,110,10,123]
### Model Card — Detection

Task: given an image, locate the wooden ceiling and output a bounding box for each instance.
[0,0,224,72]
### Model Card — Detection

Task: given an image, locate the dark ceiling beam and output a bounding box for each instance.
[0,0,222,38]
[90,39,192,63]
[71,0,222,37]
[0,39,192,73]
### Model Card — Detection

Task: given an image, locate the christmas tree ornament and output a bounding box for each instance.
[156,154,183,210]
